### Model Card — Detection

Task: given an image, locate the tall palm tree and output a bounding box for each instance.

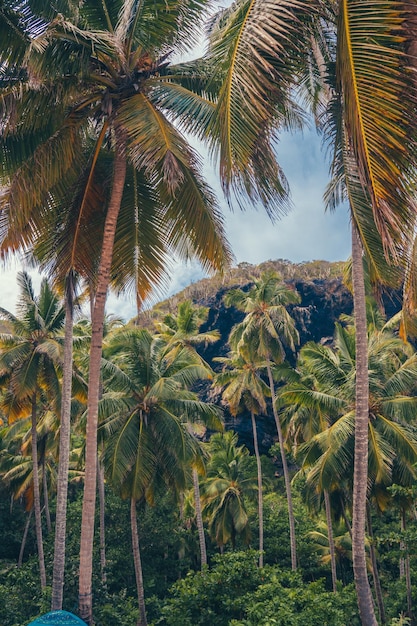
[154,299,222,568]
[0,1,231,619]
[283,317,417,621]
[215,350,270,567]
[203,3,417,620]
[0,271,64,589]
[278,351,342,593]
[224,271,300,570]
[101,326,223,625]
[201,431,258,550]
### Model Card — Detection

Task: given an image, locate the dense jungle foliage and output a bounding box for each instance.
[0,264,416,625]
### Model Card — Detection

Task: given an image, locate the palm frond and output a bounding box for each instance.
[336,0,417,259]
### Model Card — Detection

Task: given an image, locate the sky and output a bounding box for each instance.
[0,124,351,320]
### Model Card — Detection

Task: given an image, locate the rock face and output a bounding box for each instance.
[290,278,353,346]
[147,264,402,455]
[192,276,354,455]
[197,277,353,363]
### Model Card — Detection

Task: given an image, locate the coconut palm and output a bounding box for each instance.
[201,431,258,550]
[0,0,232,618]
[215,350,270,566]
[154,299,220,364]
[279,341,348,593]
[100,326,222,625]
[0,272,64,589]
[224,271,300,569]
[154,299,222,568]
[204,2,417,621]
[283,317,417,621]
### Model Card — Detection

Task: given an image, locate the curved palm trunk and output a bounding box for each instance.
[340,495,353,540]
[351,224,378,626]
[18,508,32,567]
[130,499,148,626]
[31,394,47,589]
[324,489,337,593]
[366,503,386,624]
[266,363,297,570]
[52,281,74,610]
[79,144,127,624]
[250,410,264,568]
[192,467,207,569]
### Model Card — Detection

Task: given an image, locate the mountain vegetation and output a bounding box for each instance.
[0,263,416,626]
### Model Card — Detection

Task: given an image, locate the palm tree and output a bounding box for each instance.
[154,299,220,364]
[215,350,270,566]
[283,316,417,621]
[0,271,64,589]
[100,326,223,625]
[0,1,232,618]
[154,299,222,569]
[204,3,417,622]
[224,271,300,569]
[278,339,347,592]
[201,431,258,550]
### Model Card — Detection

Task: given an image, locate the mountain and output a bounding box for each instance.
[138,259,401,454]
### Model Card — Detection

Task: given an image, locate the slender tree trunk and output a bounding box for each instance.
[79,144,127,624]
[401,508,413,620]
[366,503,386,624]
[251,410,264,568]
[351,224,378,625]
[130,499,148,626]
[52,276,74,611]
[400,543,405,579]
[340,495,353,540]
[324,489,337,593]
[31,394,47,589]
[42,460,51,534]
[192,467,207,569]
[98,458,107,585]
[266,362,297,570]
[18,508,32,567]
[179,492,185,522]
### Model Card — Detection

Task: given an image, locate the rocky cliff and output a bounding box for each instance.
[141,260,401,455]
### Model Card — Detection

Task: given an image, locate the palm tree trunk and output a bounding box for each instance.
[250,410,264,568]
[18,508,32,567]
[366,503,386,623]
[266,362,297,570]
[98,457,107,585]
[324,489,337,593]
[42,460,51,533]
[351,224,378,626]
[192,467,207,569]
[401,508,413,620]
[52,275,74,610]
[79,143,127,624]
[31,394,47,589]
[400,544,405,579]
[130,499,148,626]
[340,495,353,540]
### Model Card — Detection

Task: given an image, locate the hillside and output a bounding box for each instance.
[137,258,403,454]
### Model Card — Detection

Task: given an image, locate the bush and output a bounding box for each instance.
[154,551,360,626]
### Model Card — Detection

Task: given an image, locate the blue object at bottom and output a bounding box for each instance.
[28,610,86,625]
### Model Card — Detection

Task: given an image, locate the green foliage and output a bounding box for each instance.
[154,551,359,626]
[390,615,411,626]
